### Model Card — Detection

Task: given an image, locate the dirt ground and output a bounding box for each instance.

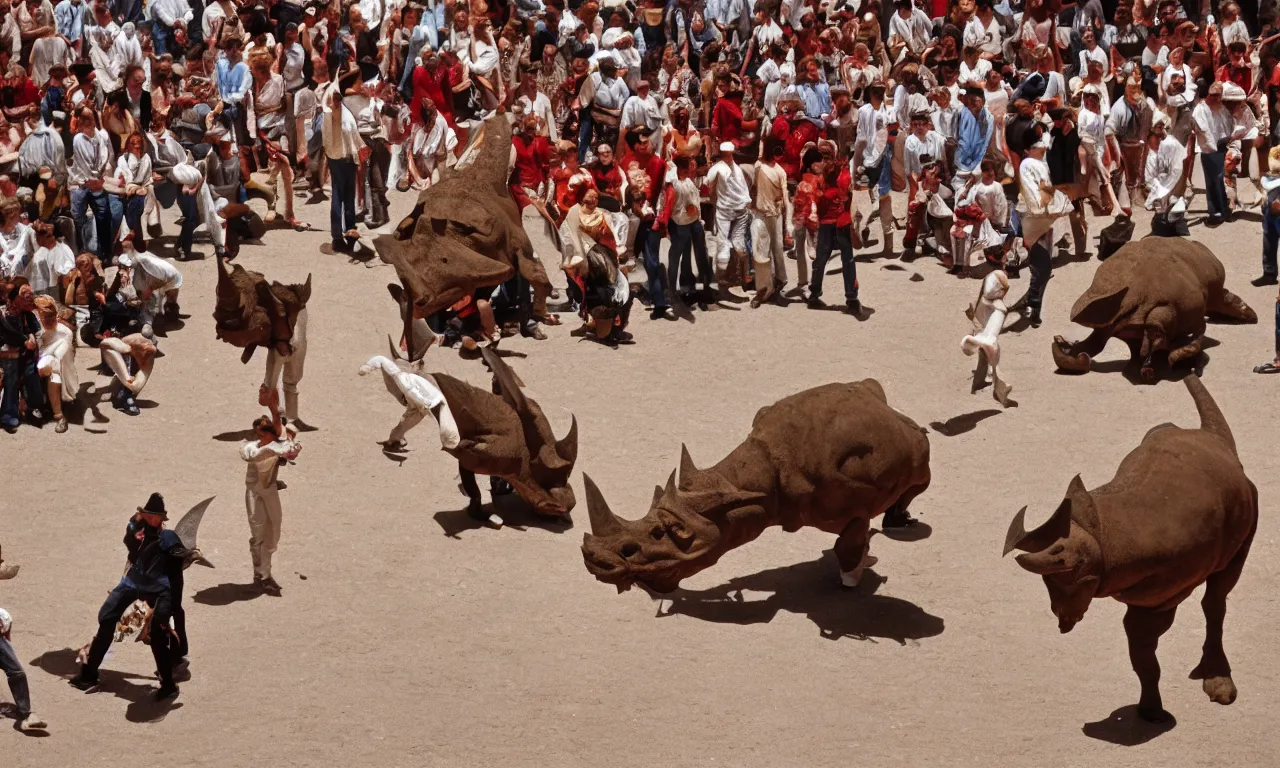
[2,174,1278,768]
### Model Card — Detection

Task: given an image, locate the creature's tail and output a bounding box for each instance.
[1184,374,1236,453]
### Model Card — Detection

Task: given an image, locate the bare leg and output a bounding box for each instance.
[1123,605,1179,722]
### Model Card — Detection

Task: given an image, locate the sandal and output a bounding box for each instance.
[1253,362,1280,374]
[537,313,562,326]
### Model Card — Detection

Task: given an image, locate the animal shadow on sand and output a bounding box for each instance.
[1065,343,1216,384]
[29,648,183,723]
[651,552,945,644]
[929,409,1002,437]
[432,493,574,538]
[1082,705,1177,745]
[193,582,266,606]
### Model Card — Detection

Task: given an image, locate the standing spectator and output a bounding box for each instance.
[750,141,788,308]
[1192,82,1238,226]
[240,393,300,594]
[808,159,860,315]
[322,69,361,252]
[0,282,42,431]
[706,140,751,296]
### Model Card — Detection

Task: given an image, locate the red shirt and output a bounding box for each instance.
[411,66,447,125]
[625,152,666,208]
[772,115,820,181]
[590,162,624,198]
[1216,63,1252,93]
[511,134,552,189]
[815,170,852,227]
[713,96,746,146]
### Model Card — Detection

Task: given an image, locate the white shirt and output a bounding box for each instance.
[889,9,932,54]
[124,249,182,292]
[242,434,298,490]
[854,101,891,168]
[68,129,113,188]
[964,15,1003,57]
[516,92,557,142]
[28,242,75,295]
[1192,100,1236,153]
[958,58,992,87]
[1145,134,1186,211]
[0,223,36,280]
[589,73,630,109]
[904,131,946,177]
[321,82,362,160]
[706,159,750,211]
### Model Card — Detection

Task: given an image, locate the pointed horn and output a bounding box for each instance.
[678,443,701,490]
[555,415,578,466]
[651,485,664,507]
[1003,478,1078,556]
[387,334,404,361]
[299,273,312,305]
[584,474,624,537]
[1184,374,1235,453]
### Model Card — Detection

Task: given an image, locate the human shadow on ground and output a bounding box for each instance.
[929,409,1002,437]
[649,552,944,644]
[192,582,265,606]
[432,492,574,538]
[29,648,182,723]
[879,520,933,542]
[1082,704,1177,745]
[212,428,258,442]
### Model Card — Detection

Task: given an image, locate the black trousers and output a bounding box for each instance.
[171,570,188,659]
[1026,234,1053,309]
[81,582,175,685]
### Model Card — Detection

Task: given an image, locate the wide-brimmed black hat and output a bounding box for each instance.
[138,492,168,519]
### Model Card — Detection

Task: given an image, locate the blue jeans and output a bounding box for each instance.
[576,110,593,164]
[71,188,123,265]
[1262,206,1280,277]
[123,195,146,243]
[1,356,41,428]
[0,635,31,718]
[668,220,712,292]
[811,223,857,302]
[1274,301,1280,358]
[177,191,200,253]
[329,158,358,243]
[638,228,667,309]
[1201,150,1229,219]
[152,21,178,56]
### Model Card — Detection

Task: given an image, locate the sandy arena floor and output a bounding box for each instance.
[2,175,1277,768]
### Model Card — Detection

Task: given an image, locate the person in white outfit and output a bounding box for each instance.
[118,237,181,327]
[240,393,300,593]
[33,295,76,432]
[261,303,307,425]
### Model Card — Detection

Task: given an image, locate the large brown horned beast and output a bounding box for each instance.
[375,116,553,361]
[581,380,931,593]
[1052,238,1255,381]
[213,257,311,364]
[1004,375,1257,722]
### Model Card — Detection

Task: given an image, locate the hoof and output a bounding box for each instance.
[839,554,878,588]
[1137,705,1173,723]
[1051,337,1091,373]
[1202,676,1237,705]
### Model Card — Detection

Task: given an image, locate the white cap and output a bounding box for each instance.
[1221,82,1247,102]
[1081,84,1104,98]
[170,162,202,186]
[718,141,735,153]
[0,608,11,635]
[1033,132,1052,150]
[1151,111,1171,131]
[117,253,133,268]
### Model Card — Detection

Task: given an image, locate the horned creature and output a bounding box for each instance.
[360,345,577,526]
[1004,375,1256,722]
[581,380,931,593]
[375,115,554,360]
[213,257,311,364]
[1051,238,1256,381]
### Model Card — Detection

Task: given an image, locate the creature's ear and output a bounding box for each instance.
[469,116,515,193]
[1070,286,1128,326]
[1014,548,1074,575]
[858,378,888,404]
[482,347,530,414]
[298,274,312,305]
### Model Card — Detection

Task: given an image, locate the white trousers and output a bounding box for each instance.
[751,214,786,287]
[245,485,283,580]
[264,308,307,420]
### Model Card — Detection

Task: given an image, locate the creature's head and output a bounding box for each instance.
[1003,475,1104,633]
[213,259,310,357]
[581,446,767,593]
[378,116,525,360]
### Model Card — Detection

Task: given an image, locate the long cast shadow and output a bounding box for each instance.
[192,582,264,606]
[1082,704,1177,745]
[929,409,1002,437]
[649,553,944,645]
[30,647,182,723]
[432,492,574,538]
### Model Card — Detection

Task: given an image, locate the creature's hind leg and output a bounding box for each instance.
[1167,335,1204,367]
[833,516,875,588]
[1208,289,1258,323]
[1190,511,1257,706]
[1123,605,1179,722]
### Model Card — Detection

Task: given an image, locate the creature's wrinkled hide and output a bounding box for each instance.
[581,380,932,593]
[370,347,578,517]
[1052,239,1256,377]
[375,117,552,359]
[213,257,311,362]
[1005,376,1257,721]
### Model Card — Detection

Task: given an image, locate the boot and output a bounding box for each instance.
[1027,305,1042,328]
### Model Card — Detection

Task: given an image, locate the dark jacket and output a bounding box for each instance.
[123,521,188,594]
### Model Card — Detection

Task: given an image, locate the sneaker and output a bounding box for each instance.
[154,682,180,701]
[845,300,862,317]
[69,673,100,692]
[261,577,282,593]
[123,396,140,416]
[806,296,827,310]
[1,419,17,434]
[16,714,47,731]
[28,408,44,422]
[54,417,68,433]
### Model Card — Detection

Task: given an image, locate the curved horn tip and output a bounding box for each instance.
[1002,506,1029,557]
[387,334,404,361]
[1067,474,1087,494]
[583,474,624,536]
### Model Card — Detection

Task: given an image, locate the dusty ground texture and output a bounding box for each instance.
[2,176,1277,768]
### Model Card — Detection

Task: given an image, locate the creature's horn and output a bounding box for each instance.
[584,474,624,537]
[299,273,313,306]
[387,333,404,361]
[555,415,578,466]
[1002,478,1078,556]
[678,443,704,490]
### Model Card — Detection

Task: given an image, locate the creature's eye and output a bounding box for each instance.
[650,527,665,540]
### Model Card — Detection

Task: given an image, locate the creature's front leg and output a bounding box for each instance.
[834,517,876,588]
[1123,605,1178,722]
[1051,329,1110,373]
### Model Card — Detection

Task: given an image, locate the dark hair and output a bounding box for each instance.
[253,415,278,437]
